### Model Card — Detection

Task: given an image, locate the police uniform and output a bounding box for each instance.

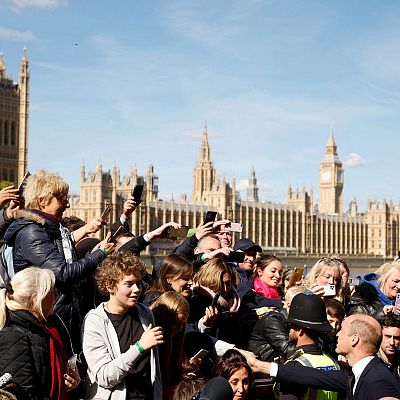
[275,344,340,400]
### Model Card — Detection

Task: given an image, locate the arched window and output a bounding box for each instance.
[10,122,16,146]
[2,169,8,181]
[4,121,8,145]
[0,120,2,144]
[9,169,15,183]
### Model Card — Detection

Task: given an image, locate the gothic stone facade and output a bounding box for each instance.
[0,50,29,185]
[67,125,400,257]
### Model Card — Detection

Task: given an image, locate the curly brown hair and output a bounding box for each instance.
[95,252,146,296]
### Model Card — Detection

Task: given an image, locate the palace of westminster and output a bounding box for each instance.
[1,51,399,258]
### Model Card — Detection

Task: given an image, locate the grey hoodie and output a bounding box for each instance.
[81,302,162,400]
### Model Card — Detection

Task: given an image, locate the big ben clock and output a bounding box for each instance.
[321,169,331,182]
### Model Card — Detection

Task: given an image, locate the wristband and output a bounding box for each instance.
[101,249,109,255]
[135,341,145,354]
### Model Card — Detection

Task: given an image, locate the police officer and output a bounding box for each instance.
[275,292,340,400]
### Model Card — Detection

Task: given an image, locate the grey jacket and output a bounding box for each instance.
[81,302,162,400]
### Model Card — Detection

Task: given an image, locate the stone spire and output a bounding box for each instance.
[246,166,259,202]
[326,127,337,155]
[17,47,30,183]
[0,52,5,79]
[199,121,211,161]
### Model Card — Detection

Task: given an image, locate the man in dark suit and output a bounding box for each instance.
[243,314,400,399]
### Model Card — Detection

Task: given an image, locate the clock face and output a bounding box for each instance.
[321,170,331,182]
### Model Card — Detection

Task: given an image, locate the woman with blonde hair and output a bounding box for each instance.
[348,261,400,316]
[304,257,342,298]
[0,267,79,400]
[189,259,240,344]
[151,292,190,399]
[4,169,114,350]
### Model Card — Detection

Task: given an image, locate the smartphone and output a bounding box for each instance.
[107,225,124,242]
[227,251,245,263]
[18,171,31,194]
[395,294,400,315]
[211,291,221,308]
[204,211,217,225]
[287,267,304,289]
[167,226,189,239]
[189,349,209,364]
[67,354,77,374]
[316,284,336,297]
[227,222,243,233]
[132,184,144,204]
[100,205,112,222]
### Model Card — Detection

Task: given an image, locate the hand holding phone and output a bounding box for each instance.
[227,251,245,263]
[167,226,189,239]
[67,354,78,374]
[394,294,400,315]
[227,222,243,233]
[211,292,221,308]
[132,184,144,204]
[189,349,209,365]
[204,211,217,225]
[315,284,336,297]
[18,171,31,194]
[108,225,124,243]
[100,205,112,223]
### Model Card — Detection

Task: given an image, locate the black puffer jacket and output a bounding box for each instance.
[4,210,106,351]
[346,282,384,317]
[4,210,105,287]
[0,310,51,400]
[247,308,295,361]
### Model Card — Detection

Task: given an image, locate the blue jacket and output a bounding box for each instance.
[360,272,394,306]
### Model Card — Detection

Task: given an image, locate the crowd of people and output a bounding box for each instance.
[0,170,400,400]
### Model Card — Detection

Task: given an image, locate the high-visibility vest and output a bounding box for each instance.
[274,349,340,400]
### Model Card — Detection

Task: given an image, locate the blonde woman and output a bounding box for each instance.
[4,170,114,349]
[0,267,79,400]
[304,258,341,298]
[190,259,240,344]
[348,262,400,316]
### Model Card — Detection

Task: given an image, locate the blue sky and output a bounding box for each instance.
[1,0,399,211]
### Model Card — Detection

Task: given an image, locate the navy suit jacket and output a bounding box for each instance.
[276,356,400,400]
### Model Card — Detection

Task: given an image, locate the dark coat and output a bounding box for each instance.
[0,208,13,240]
[4,210,105,287]
[0,310,51,400]
[172,235,199,262]
[276,356,400,400]
[4,210,106,351]
[247,309,295,361]
[346,282,384,317]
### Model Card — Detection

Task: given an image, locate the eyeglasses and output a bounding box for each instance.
[53,192,70,202]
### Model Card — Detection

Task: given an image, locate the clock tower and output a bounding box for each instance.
[318,129,344,214]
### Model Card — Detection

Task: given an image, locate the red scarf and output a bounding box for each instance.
[254,277,281,299]
[46,325,70,400]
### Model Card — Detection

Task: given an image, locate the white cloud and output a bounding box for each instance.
[0,26,35,41]
[9,0,67,10]
[344,153,370,168]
